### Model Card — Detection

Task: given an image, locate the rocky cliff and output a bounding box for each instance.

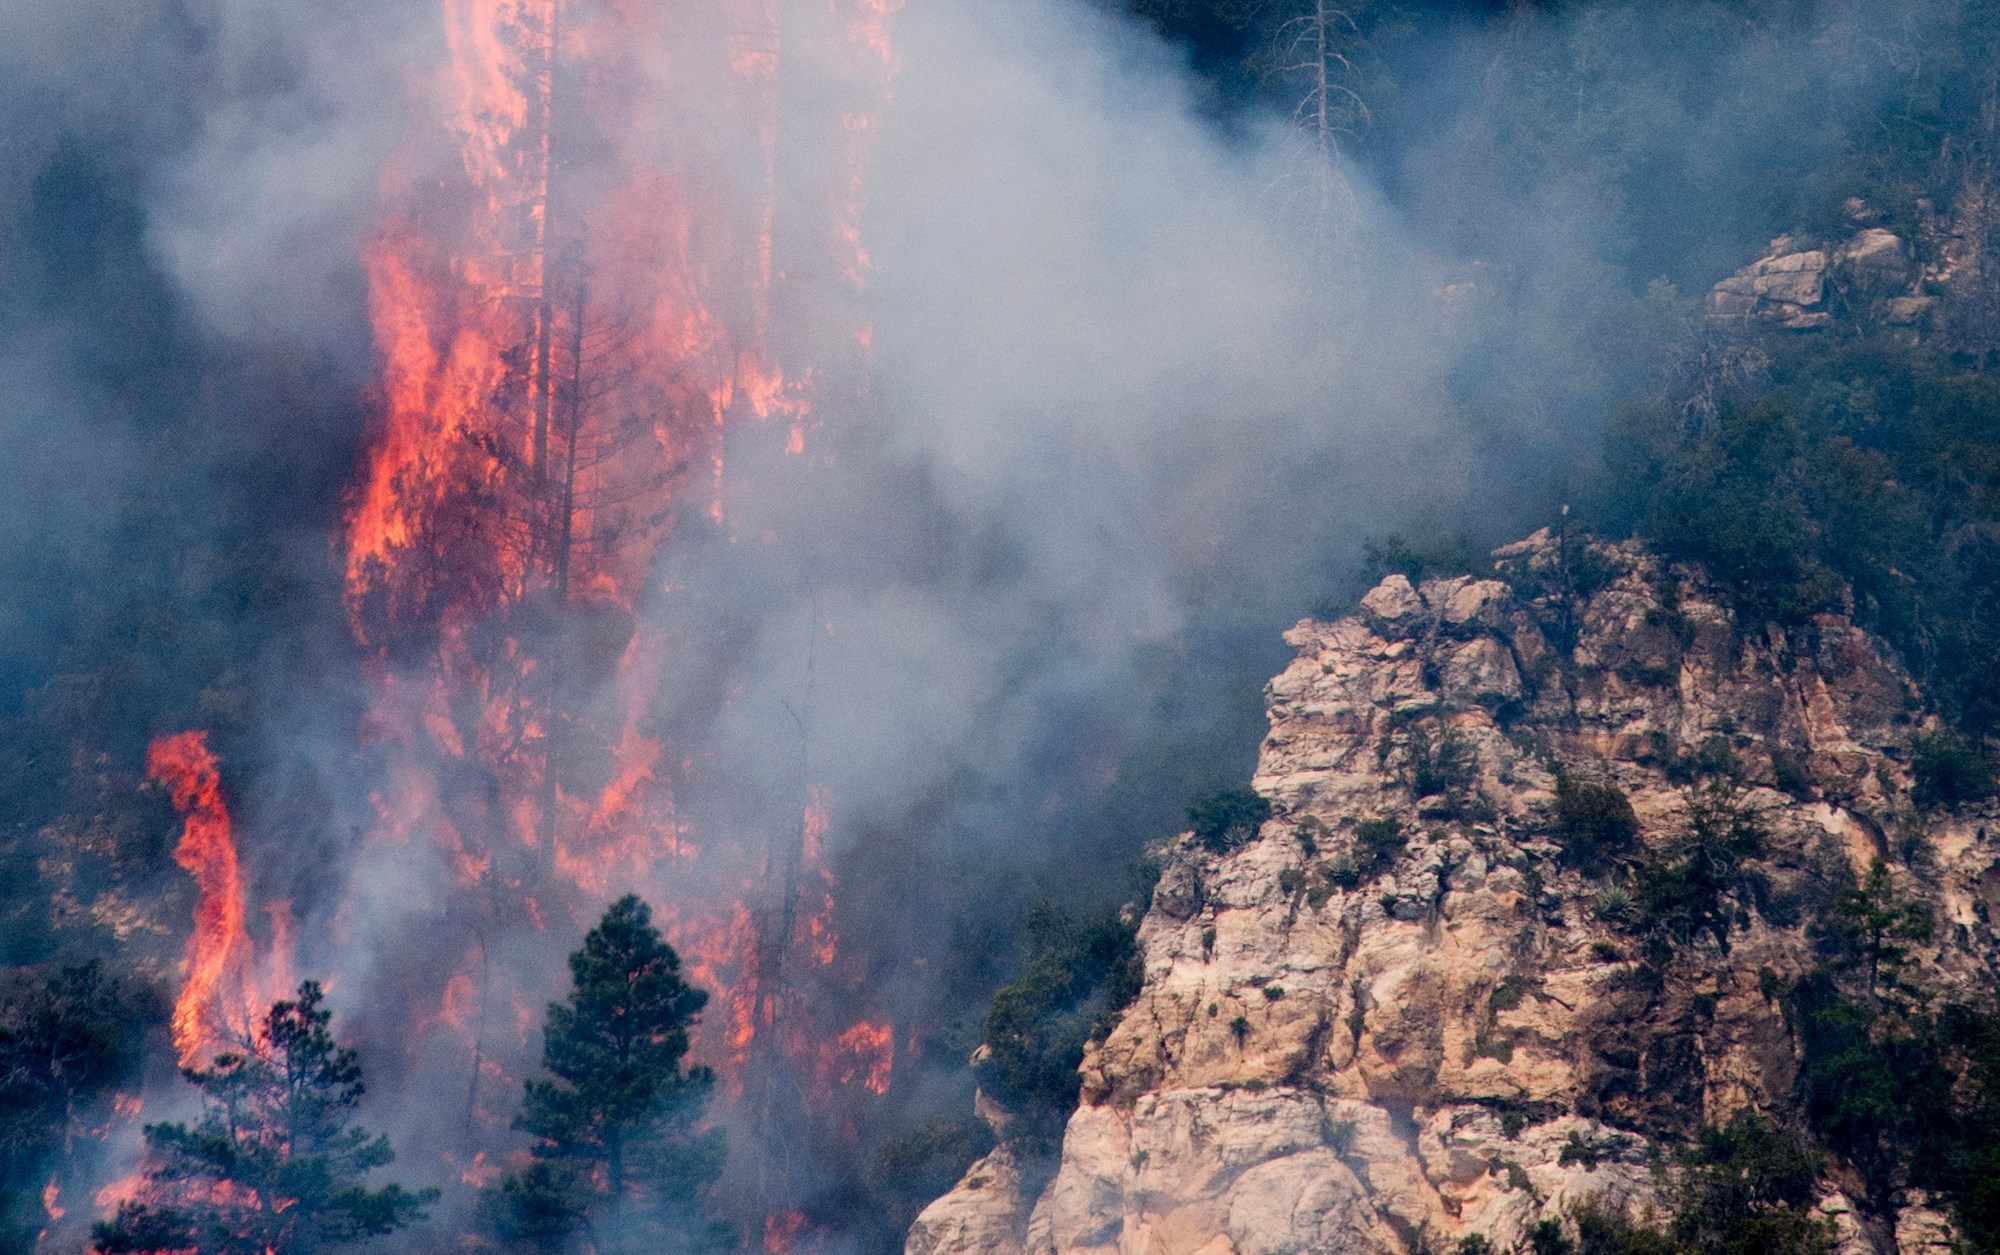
[910,530,2000,1255]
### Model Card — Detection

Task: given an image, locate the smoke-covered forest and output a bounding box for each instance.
[6,0,2000,1252]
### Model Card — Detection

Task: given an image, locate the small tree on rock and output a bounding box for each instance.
[92,981,435,1254]
[490,895,724,1253]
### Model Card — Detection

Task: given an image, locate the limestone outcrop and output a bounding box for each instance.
[910,530,2000,1255]
[1710,224,1924,330]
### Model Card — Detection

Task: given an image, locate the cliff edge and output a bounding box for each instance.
[911,529,2000,1255]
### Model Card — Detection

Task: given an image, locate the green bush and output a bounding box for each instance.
[1489,975,1530,1013]
[1911,730,1995,809]
[1187,788,1272,852]
[869,1118,996,1246]
[1526,1218,1574,1255]
[978,905,1142,1133]
[1770,748,1812,799]
[1352,817,1407,878]
[1553,775,1641,871]
[1406,724,1480,810]
[1627,783,1768,957]
[1792,974,2000,1252]
[1604,340,2000,742]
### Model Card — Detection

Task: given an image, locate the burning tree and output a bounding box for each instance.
[91,982,435,1255]
[0,963,146,1249]
[486,895,725,1254]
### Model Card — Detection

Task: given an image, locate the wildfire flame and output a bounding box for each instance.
[149,732,257,1066]
[339,0,908,1239]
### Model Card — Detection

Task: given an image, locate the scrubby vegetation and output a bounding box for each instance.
[1187,788,1273,853]
[1626,783,1768,959]
[0,963,152,1248]
[976,905,1143,1138]
[93,983,436,1254]
[1604,341,2000,752]
[1350,817,1407,880]
[1553,1114,1833,1255]
[1552,775,1641,873]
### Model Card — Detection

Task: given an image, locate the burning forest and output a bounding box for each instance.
[12,0,2000,1253]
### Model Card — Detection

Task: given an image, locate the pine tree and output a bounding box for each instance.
[1830,858,1934,1004]
[0,962,144,1248]
[491,895,725,1253]
[92,981,435,1254]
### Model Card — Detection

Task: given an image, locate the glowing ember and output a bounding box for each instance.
[764,1209,809,1255]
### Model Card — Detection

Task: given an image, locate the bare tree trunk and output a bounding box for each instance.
[534,261,587,868]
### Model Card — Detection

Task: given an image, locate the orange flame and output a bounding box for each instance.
[149,732,256,1067]
[338,0,909,1234]
[821,1021,893,1096]
[149,732,293,1069]
[93,1173,143,1212]
[764,1209,809,1255]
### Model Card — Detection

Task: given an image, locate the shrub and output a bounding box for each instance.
[1489,975,1529,1013]
[869,1117,997,1243]
[1353,817,1407,876]
[1911,730,1995,809]
[1188,788,1273,852]
[978,905,1142,1132]
[1525,1218,1573,1255]
[1628,783,1767,956]
[1664,734,1741,785]
[1407,723,1480,809]
[1324,1118,1357,1155]
[1667,1113,1832,1255]
[1827,858,1932,1001]
[1553,775,1641,871]
[1595,888,1635,926]
[1293,816,1325,856]
[1770,748,1812,798]
[1572,1202,1675,1255]
[1559,1130,1620,1169]
[1473,1033,1514,1063]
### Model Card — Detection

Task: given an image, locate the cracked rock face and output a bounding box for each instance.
[1709,227,1921,330]
[910,531,2000,1255]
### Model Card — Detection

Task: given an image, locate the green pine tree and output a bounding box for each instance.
[92,981,435,1255]
[491,894,725,1254]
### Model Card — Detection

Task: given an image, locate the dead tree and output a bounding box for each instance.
[1267,2,1371,276]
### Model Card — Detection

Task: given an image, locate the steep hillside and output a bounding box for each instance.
[912,529,2000,1255]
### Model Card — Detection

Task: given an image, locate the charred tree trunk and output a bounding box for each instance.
[529,0,564,485]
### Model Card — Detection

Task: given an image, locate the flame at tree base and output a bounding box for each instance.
[148,731,292,1068]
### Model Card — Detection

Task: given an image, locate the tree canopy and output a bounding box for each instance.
[486,894,725,1254]
[92,981,434,1255]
